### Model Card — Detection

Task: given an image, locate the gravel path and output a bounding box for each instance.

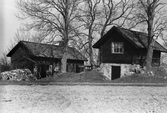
[0,85,167,113]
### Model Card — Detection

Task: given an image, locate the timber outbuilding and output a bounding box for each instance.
[93,26,167,80]
[7,41,87,78]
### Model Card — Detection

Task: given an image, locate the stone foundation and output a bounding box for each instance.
[100,63,135,80]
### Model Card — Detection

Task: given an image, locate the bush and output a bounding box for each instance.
[0,64,11,72]
[151,65,167,79]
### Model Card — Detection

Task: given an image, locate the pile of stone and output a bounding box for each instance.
[0,69,36,81]
[124,64,144,76]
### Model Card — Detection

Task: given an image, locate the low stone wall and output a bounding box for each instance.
[100,63,140,80]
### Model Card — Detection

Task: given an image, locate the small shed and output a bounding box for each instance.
[7,41,87,78]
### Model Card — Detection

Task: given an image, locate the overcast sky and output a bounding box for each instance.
[0,0,21,57]
[0,0,167,58]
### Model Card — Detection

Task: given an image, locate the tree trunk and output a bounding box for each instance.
[97,24,107,66]
[61,50,67,73]
[61,0,69,73]
[143,0,158,76]
[89,35,94,68]
[61,41,68,73]
[145,40,154,75]
[144,0,154,75]
[97,49,101,66]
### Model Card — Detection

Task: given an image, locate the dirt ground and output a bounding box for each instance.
[0,85,167,113]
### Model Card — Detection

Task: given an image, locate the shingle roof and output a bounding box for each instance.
[93,26,167,52]
[7,41,87,61]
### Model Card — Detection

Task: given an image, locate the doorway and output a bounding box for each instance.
[111,66,121,80]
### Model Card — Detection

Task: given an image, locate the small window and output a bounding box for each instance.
[111,42,124,54]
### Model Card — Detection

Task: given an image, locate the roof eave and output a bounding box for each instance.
[93,26,118,49]
[92,43,100,48]
[6,41,22,57]
[154,41,167,53]
[160,48,167,53]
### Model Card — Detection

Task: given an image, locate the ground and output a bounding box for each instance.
[1,85,167,113]
[1,69,167,113]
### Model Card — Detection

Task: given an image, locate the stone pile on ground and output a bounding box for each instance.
[0,69,36,81]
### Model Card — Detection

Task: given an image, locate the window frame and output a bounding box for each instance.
[111,42,124,54]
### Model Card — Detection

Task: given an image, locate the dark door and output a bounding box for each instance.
[40,64,47,78]
[111,66,121,80]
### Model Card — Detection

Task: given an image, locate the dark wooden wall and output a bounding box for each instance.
[11,47,26,63]
[100,30,161,66]
[100,30,138,64]
[11,47,32,69]
[67,60,84,73]
[137,49,161,66]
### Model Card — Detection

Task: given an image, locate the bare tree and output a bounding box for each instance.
[8,28,34,52]
[16,0,82,73]
[77,0,101,67]
[0,53,11,72]
[76,0,135,66]
[94,0,135,65]
[132,0,167,75]
[99,0,134,37]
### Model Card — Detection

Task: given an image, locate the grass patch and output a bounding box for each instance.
[111,74,167,83]
[43,69,167,83]
[1,67,167,85]
[110,66,167,83]
[52,70,110,83]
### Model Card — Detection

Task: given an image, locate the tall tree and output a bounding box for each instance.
[17,0,82,73]
[77,0,135,66]
[99,0,134,37]
[96,0,135,65]
[77,0,101,67]
[135,0,167,75]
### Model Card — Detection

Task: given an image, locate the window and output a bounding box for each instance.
[111,42,124,54]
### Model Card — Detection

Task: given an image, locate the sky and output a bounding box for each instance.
[0,0,167,58]
[0,0,21,57]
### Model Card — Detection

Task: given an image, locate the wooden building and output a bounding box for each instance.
[93,26,167,80]
[7,41,87,78]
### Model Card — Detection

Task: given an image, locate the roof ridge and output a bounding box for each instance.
[116,26,147,35]
[21,41,80,52]
[21,41,76,49]
[21,40,59,47]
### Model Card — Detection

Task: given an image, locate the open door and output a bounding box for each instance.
[111,66,121,80]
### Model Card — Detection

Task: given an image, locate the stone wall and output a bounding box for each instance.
[100,63,135,80]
